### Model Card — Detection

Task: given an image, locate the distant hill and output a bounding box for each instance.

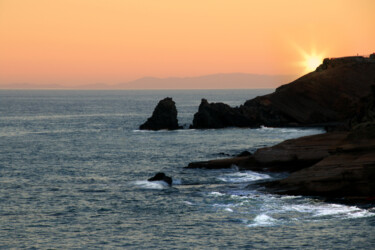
[115,73,297,89]
[0,73,296,90]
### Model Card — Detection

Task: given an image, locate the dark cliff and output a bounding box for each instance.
[191,57,375,129]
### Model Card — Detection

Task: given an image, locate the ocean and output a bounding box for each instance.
[1,90,374,249]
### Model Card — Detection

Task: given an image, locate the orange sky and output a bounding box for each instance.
[0,0,374,88]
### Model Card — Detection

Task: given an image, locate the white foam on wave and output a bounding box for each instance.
[282,203,375,219]
[182,201,193,205]
[258,125,274,131]
[132,129,147,133]
[209,191,225,197]
[212,203,237,212]
[218,170,271,183]
[247,214,276,227]
[133,180,169,190]
[257,125,325,137]
[230,194,250,200]
[132,129,167,133]
[132,129,188,133]
[279,195,302,199]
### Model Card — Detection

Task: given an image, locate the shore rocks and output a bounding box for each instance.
[187,128,375,201]
[252,132,347,172]
[186,132,347,172]
[140,97,182,130]
[187,87,375,201]
[265,126,375,200]
[264,86,375,200]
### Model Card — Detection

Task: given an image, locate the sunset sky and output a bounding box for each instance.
[0,0,374,89]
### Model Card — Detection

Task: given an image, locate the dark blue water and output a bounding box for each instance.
[1,90,374,249]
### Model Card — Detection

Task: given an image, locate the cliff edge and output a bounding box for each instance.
[191,56,375,128]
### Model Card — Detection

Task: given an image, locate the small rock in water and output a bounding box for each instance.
[148,172,173,186]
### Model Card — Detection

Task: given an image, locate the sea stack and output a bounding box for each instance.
[139,97,182,130]
[190,99,257,129]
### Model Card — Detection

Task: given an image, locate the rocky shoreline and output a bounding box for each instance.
[186,128,375,203]
[187,82,375,203]
[140,55,375,203]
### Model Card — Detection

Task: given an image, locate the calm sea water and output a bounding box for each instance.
[0,90,374,249]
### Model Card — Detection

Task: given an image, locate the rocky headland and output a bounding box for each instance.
[187,55,375,202]
[191,55,375,129]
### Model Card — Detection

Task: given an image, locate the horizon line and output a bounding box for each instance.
[0,72,299,90]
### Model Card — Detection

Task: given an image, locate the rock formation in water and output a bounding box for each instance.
[191,56,375,129]
[140,97,182,130]
[190,99,257,129]
[148,172,173,186]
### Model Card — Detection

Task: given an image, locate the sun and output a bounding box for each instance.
[298,49,325,73]
[291,41,326,74]
[304,55,323,72]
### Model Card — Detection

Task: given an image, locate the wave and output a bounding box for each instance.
[257,125,325,133]
[209,191,226,197]
[247,214,276,227]
[217,170,271,183]
[132,180,170,190]
[204,191,375,228]
[282,203,375,219]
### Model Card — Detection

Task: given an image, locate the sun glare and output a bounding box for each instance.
[305,55,322,72]
[298,50,325,73]
[292,42,326,74]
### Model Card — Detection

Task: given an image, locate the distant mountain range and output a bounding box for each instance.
[0,73,297,90]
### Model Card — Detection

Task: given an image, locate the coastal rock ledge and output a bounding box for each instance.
[186,85,375,202]
[140,97,182,130]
